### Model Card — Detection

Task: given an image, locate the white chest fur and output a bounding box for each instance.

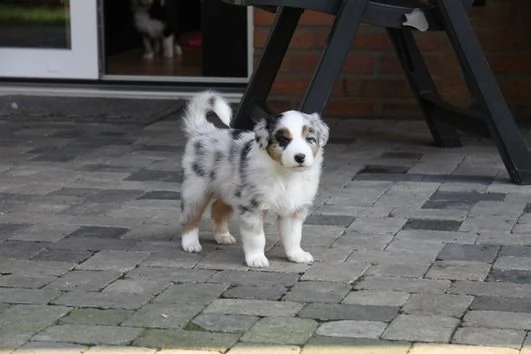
[257,162,321,216]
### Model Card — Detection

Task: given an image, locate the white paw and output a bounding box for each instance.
[143,52,154,59]
[214,233,237,245]
[181,238,202,253]
[245,253,270,268]
[287,250,314,263]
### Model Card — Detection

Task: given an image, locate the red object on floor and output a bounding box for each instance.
[183,32,203,48]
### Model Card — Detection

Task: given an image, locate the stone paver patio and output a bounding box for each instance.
[0,105,531,353]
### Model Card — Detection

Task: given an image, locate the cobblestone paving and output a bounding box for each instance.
[0,115,531,353]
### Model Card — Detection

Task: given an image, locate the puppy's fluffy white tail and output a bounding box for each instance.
[182,91,232,137]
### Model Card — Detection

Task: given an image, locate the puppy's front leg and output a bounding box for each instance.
[278,209,314,263]
[239,210,269,267]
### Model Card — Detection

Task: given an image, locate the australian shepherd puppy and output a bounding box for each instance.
[180,92,329,267]
[131,0,182,59]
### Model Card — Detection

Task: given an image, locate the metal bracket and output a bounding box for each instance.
[403,8,430,31]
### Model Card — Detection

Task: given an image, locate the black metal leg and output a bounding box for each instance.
[437,0,531,184]
[387,28,461,148]
[232,7,303,130]
[299,0,369,115]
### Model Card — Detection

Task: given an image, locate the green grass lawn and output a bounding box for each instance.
[0,4,69,25]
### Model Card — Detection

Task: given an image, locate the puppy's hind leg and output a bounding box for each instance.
[211,199,236,245]
[180,184,211,253]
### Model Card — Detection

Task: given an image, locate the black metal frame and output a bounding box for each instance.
[233,7,303,130]
[223,0,531,184]
[436,0,531,184]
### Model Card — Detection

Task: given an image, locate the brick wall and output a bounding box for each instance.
[253,0,531,119]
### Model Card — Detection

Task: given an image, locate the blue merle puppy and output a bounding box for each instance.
[180,91,329,267]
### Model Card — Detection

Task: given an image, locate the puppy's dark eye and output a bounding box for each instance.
[274,129,292,148]
[276,135,290,148]
[306,137,317,145]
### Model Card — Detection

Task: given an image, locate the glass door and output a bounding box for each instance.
[0,0,99,79]
[101,0,250,83]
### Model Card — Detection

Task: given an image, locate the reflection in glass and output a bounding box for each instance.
[0,0,71,49]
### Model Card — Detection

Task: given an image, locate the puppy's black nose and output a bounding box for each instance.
[294,154,306,164]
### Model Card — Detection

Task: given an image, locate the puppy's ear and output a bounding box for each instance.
[253,114,280,149]
[251,113,278,125]
[308,113,330,147]
[253,118,270,149]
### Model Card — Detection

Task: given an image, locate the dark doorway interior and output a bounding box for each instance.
[102,0,248,78]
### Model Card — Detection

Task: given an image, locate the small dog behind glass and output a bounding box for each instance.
[180,91,329,267]
[131,0,182,59]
